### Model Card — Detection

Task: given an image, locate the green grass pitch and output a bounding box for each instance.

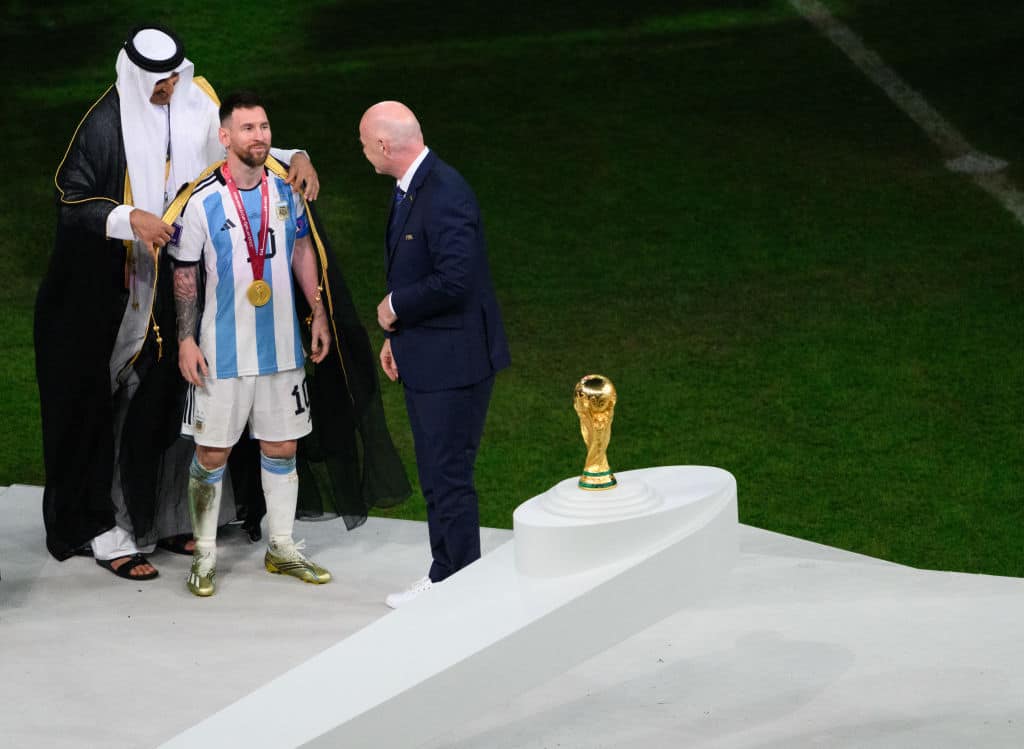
[3,1,1021,575]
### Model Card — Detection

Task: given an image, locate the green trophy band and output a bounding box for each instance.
[573,374,617,490]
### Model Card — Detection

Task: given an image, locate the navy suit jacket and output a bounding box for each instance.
[386,151,510,392]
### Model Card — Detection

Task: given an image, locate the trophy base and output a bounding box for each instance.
[518,466,734,578]
[543,472,660,520]
[578,469,617,490]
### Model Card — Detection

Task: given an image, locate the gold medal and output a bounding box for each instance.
[222,164,272,309]
[247,280,272,306]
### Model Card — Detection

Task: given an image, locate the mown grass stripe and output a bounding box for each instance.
[790,0,1024,228]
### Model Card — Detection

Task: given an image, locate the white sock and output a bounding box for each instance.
[188,454,225,559]
[261,452,298,549]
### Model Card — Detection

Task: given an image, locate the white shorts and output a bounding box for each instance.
[182,368,312,447]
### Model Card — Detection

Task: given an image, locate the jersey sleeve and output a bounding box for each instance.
[294,195,310,239]
[168,196,206,263]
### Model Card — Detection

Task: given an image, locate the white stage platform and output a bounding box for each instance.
[2,483,1022,748]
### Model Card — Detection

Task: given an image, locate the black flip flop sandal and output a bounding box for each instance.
[96,554,159,580]
[156,533,195,556]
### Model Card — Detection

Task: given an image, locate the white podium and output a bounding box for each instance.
[161,466,738,749]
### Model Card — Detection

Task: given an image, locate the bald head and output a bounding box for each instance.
[358,101,426,178]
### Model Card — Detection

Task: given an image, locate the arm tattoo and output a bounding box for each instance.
[173,264,200,342]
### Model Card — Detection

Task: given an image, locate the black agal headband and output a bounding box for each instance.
[123,24,185,73]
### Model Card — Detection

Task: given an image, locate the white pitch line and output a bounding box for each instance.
[789,0,1024,227]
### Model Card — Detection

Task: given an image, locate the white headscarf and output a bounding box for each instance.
[110,28,221,391]
[115,30,219,215]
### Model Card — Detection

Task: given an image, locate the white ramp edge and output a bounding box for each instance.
[160,466,738,749]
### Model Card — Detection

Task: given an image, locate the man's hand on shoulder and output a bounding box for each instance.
[286,152,320,201]
[130,208,174,247]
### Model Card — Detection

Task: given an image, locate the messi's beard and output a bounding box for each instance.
[235,144,269,169]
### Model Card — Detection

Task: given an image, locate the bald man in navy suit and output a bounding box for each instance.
[359,101,511,608]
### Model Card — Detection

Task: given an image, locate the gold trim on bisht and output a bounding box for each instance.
[121,160,224,372]
[191,76,220,107]
[123,173,134,251]
[265,155,354,407]
[123,173,137,312]
[53,85,120,210]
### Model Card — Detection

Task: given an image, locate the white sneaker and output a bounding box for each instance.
[385,576,433,609]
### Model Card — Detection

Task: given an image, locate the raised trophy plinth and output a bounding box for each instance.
[542,472,661,519]
[515,374,733,577]
[517,466,734,577]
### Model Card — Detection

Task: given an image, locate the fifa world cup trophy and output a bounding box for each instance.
[574,375,617,490]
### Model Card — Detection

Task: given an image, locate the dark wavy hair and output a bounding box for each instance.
[219,91,265,124]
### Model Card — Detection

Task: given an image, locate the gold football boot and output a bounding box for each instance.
[186,551,216,597]
[264,540,332,585]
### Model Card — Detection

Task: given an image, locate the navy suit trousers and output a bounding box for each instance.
[403,375,495,582]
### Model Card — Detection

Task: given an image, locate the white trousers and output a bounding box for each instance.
[91,525,154,561]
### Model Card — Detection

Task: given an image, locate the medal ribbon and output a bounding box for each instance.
[222,162,270,283]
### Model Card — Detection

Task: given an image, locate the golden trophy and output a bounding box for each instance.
[574,374,617,490]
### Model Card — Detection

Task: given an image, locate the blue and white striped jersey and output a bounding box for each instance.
[168,165,311,379]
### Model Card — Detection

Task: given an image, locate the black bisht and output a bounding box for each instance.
[291,199,413,525]
[119,169,410,537]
